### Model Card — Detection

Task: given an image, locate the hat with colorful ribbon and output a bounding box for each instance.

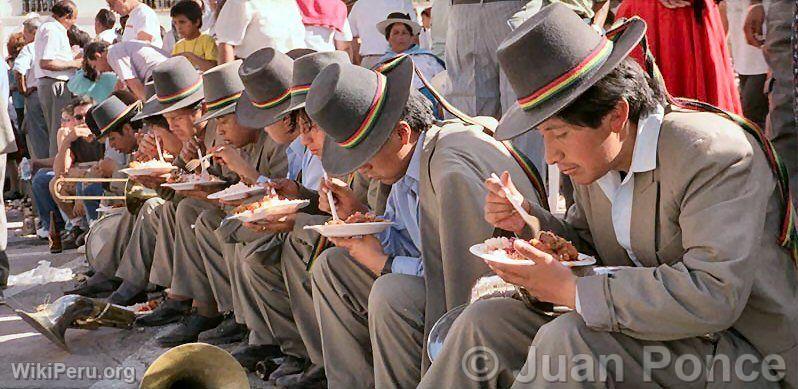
[135,56,205,121]
[196,60,245,123]
[235,48,297,129]
[90,95,142,139]
[495,3,645,140]
[277,50,351,118]
[306,55,413,176]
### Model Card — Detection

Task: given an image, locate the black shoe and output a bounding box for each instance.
[156,314,224,348]
[76,231,87,247]
[232,343,283,371]
[275,364,325,388]
[61,227,85,250]
[64,278,119,297]
[268,356,306,382]
[107,289,147,306]
[255,358,280,381]
[198,314,248,345]
[134,298,192,327]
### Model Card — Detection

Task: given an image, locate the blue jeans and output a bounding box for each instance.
[32,168,63,231]
[76,183,103,223]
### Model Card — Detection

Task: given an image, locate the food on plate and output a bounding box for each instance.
[532,231,579,261]
[324,212,384,225]
[210,182,255,197]
[483,231,578,262]
[166,171,218,184]
[231,194,300,214]
[128,159,175,169]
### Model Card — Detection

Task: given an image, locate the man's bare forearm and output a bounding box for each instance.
[40,59,81,71]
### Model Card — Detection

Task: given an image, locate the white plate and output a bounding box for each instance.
[303,221,393,238]
[228,199,311,223]
[469,243,596,267]
[120,166,176,176]
[160,181,199,191]
[161,179,226,191]
[207,186,266,201]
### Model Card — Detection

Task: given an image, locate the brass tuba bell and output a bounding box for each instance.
[15,295,136,352]
[53,176,159,214]
[140,343,249,389]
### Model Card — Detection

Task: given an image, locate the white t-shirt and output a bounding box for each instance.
[121,2,163,48]
[215,0,307,59]
[348,0,416,56]
[304,19,353,52]
[13,43,38,88]
[97,29,118,44]
[107,41,168,83]
[725,0,768,75]
[33,17,76,80]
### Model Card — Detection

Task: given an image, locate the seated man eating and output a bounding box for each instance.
[420,4,797,387]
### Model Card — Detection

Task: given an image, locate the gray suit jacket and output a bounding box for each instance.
[419,120,545,368]
[533,108,798,386]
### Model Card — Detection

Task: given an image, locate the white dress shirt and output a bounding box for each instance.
[347,0,416,56]
[13,43,38,88]
[121,2,163,48]
[215,0,307,59]
[33,17,75,80]
[304,19,353,52]
[107,40,168,83]
[97,29,118,44]
[575,105,664,313]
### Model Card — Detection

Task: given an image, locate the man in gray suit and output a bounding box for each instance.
[422,5,797,387]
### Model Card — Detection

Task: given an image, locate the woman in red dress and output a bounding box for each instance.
[616,0,742,114]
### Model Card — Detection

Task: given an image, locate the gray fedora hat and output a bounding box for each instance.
[235,48,296,129]
[277,50,351,118]
[306,55,413,176]
[90,95,141,139]
[495,3,646,140]
[136,56,205,120]
[376,12,422,37]
[196,60,245,123]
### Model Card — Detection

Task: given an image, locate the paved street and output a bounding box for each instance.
[0,207,273,388]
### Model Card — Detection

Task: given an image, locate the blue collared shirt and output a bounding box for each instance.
[285,137,305,182]
[301,150,323,191]
[378,133,424,277]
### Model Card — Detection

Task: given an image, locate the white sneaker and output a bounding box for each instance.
[36,228,49,239]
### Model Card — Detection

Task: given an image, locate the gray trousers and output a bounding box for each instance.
[86,210,136,279]
[280,213,332,365]
[216,221,280,346]
[739,74,769,130]
[158,199,221,292]
[170,207,232,310]
[0,154,8,288]
[369,274,426,389]
[116,197,165,288]
[419,298,776,389]
[764,1,798,205]
[246,213,331,364]
[23,92,49,160]
[36,78,72,157]
[444,1,522,119]
[310,247,378,389]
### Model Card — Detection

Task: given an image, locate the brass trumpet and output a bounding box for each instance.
[53,177,159,214]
